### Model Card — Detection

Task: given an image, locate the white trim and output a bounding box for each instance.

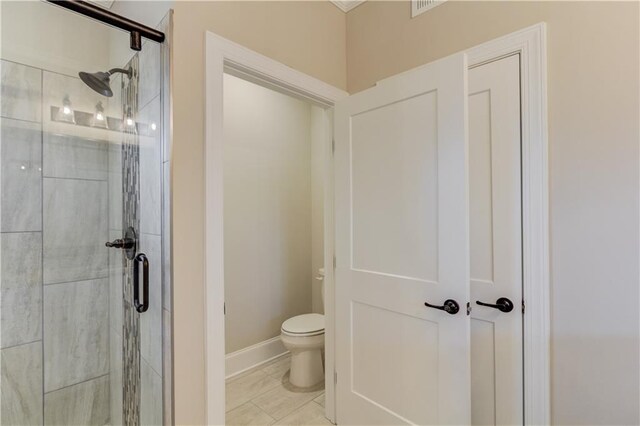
[322,107,337,422]
[205,31,348,426]
[467,23,550,425]
[330,0,366,13]
[225,337,288,380]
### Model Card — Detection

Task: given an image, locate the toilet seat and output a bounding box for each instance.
[281,313,324,336]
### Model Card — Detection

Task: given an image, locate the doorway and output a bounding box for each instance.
[206,33,346,424]
[222,72,330,423]
[205,24,549,425]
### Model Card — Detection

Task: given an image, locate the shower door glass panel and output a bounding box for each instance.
[0,2,169,425]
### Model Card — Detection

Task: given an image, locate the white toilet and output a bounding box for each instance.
[280,270,325,388]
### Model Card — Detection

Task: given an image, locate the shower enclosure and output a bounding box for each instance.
[0,1,172,425]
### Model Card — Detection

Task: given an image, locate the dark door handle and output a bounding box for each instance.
[133,253,149,313]
[424,299,459,315]
[476,297,514,313]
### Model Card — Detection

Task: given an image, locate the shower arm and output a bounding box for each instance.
[108,68,132,79]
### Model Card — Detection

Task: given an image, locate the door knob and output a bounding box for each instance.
[476,297,514,313]
[424,299,460,315]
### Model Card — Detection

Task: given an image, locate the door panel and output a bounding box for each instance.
[351,91,438,281]
[352,300,438,424]
[335,53,470,425]
[469,54,523,425]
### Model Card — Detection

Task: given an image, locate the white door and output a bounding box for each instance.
[469,54,523,425]
[334,53,470,425]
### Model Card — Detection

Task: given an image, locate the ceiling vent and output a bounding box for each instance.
[411,0,447,18]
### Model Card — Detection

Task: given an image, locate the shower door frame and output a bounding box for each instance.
[204,31,348,425]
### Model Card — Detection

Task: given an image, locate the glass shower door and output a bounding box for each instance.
[0,2,171,425]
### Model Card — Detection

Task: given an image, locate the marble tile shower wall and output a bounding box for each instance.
[1,59,115,425]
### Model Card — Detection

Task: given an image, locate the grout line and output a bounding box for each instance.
[0,58,42,71]
[141,356,163,379]
[252,386,321,423]
[39,70,45,425]
[0,339,42,352]
[225,368,326,422]
[43,276,109,287]
[138,92,161,115]
[44,373,110,395]
[139,231,162,238]
[248,401,276,423]
[42,175,108,183]
[0,115,42,125]
[271,397,312,422]
[225,376,280,413]
[0,230,41,234]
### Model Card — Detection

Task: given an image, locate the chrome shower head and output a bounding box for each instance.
[78,68,131,97]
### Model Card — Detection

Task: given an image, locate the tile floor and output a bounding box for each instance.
[225,354,331,425]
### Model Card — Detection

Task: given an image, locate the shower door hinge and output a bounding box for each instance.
[334,371,337,385]
[224,303,226,315]
[522,300,525,314]
[333,255,336,270]
[332,138,335,155]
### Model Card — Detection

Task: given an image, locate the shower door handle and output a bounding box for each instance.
[133,253,149,313]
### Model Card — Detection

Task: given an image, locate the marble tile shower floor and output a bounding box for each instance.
[225,354,331,425]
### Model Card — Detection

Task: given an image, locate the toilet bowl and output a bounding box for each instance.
[280,313,324,388]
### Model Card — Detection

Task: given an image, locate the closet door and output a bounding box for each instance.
[469,54,523,425]
[334,53,470,425]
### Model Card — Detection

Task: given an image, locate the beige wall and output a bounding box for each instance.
[169,1,638,423]
[223,73,313,354]
[171,2,345,423]
[347,1,640,424]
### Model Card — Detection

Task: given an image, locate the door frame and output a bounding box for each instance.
[204,31,348,425]
[466,23,550,425]
[205,22,549,425]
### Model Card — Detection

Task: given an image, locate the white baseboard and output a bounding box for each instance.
[225,336,289,379]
